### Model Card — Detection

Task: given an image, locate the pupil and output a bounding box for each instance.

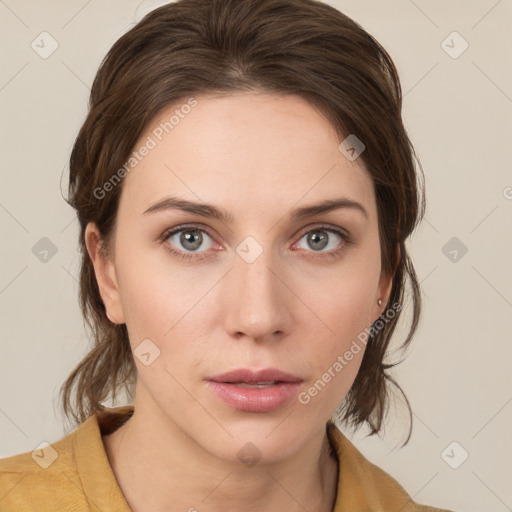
[310,231,327,250]
[182,230,201,250]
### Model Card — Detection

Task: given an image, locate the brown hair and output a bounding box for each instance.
[60,0,425,446]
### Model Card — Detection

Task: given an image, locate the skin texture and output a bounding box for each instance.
[85,92,393,512]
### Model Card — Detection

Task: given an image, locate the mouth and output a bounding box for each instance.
[230,381,280,388]
[207,368,303,385]
[206,368,303,413]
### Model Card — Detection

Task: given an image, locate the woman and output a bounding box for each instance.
[0,0,455,510]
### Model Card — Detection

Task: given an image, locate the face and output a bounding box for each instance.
[86,91,393,464]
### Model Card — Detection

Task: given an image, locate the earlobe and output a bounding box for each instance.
[372,243,400,324]
[84,222,126,324]
[371,272,393,327]
[377,271,394,309]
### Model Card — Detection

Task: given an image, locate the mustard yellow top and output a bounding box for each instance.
[0,406,454,511]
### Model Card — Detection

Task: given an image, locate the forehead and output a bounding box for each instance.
[118,92,375,223]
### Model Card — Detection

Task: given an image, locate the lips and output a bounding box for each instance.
[207,368,303,385]
[206,368,304,412]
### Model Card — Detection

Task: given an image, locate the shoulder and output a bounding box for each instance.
[327,422,457,512]
[0,419,90,511]
[0,407,133,512]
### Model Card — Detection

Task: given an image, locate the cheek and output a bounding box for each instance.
[329,276,377,337]
[308,284,373,382]
[296,287,374,416]
[313,250,381,336]
[115,249,221,375]
[113,232,189,326]
[297,242,381,386]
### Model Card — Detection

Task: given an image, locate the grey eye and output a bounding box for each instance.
[297,229,342,252]
[168,228,213,252]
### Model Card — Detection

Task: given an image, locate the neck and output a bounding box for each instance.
[103,397,339,512]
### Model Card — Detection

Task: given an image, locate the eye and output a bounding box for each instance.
[159,223,352,261]
[293,225,351,259]
[160,225,215,260]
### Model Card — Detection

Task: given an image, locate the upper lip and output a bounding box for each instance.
[207,368,303,384]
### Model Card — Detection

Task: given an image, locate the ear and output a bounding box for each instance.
[84,222,126,324]
[371,243,400,324]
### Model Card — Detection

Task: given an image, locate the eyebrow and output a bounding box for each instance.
[143,195,369,223]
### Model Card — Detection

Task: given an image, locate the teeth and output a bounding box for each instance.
[232,381,278,388]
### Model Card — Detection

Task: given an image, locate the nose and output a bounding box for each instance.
[222,243,294,343]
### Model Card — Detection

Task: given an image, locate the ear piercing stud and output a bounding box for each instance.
[377,299,383,306]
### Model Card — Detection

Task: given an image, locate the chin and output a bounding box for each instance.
[193,414,314,465]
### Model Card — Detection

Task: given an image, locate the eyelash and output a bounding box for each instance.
[158,224,353,262]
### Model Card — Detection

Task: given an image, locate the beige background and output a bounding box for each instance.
[1,1,511,511]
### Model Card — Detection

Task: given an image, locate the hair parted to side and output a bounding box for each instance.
[60,0,425,446]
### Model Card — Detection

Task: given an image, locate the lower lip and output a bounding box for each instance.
[206,381,302,413]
